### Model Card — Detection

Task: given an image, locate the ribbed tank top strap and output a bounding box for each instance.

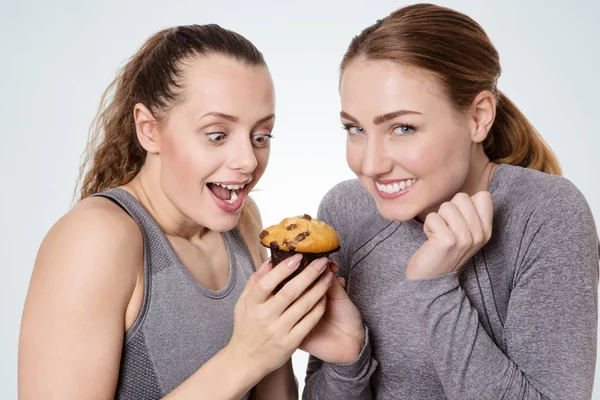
[92,188,176,340]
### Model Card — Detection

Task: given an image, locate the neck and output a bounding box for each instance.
[124,163,209,241]
[458,148,497,196]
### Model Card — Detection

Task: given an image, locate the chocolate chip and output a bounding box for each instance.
[259,230,269,239]
[269,241,280,250]
[282,239,295,250]
[295,232,310,242]
[302,214,312,221]
[286,224,297,230]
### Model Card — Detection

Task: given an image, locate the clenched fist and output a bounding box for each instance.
[406,191,493,280]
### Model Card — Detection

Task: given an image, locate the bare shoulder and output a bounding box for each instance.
[25,195,143,331]
[38,196,142,278]
[19,196,143,397]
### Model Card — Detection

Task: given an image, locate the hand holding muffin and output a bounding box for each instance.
[259,214,366,365]
[227,247,335,379]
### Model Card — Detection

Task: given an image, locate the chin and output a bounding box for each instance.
[375,202,420,222]
[202,213,241,233]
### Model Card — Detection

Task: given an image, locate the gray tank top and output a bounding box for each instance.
[94,188,255,399]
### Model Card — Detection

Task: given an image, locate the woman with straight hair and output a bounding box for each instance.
[303,4,599,399]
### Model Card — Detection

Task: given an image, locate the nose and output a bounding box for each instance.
[361,135,393,178]
[229,136,258,174]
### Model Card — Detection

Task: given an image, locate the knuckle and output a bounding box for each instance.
[472,231,484,245]
[453,192,469,202]
[256,280,271,294]
[439,202,453,214]
[424,212,438,226]
[461,232,473,246]
[278,286,297,304]
[443,234,457,248]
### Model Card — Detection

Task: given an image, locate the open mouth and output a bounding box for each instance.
[207,182,248,204]
[206,181,251,213]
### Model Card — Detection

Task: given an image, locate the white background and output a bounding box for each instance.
[1,0,598,398]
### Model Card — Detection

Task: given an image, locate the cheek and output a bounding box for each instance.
[401,143,439,175]
[346,141,363,175]
[408,128,471,200]
[253,148,270,179]
[409,127,469,172]
[160,133,207,190]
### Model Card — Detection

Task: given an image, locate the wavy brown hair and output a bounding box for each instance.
[76,24,266,201]
[341,3,561,175]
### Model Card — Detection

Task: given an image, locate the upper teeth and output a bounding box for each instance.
[215,183,246,190]
[376,179,416,194]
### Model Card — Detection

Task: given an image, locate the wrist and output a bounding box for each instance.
[221,342,266,392]
[327,325,373,378]
[350,326,366,362]
[334,325,366,364]
[406,264,445,280]
[163,343,266,400]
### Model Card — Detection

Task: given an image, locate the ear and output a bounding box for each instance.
[469,91,496,143]
[134,103,160,154]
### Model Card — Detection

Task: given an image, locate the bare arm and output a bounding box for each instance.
[18,199,262,400]
[18,200,141,399]
[19,196,316,400]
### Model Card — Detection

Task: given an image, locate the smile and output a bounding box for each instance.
[375,178,416,194]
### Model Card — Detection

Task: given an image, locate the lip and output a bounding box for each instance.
[376,178,414,185]
[207,184,249,213]
[373,179,416,200]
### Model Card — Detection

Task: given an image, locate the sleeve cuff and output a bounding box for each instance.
[403,271,461,302]
[328,325,373,378]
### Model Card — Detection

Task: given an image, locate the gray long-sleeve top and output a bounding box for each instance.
[303,164,599,399]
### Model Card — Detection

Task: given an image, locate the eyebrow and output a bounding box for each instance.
[200,112,275,126]
[340,110,422,125]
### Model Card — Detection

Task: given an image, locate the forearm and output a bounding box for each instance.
[405,272,596,399]
[163,344,263,400]
[250,359,297,400]
[302,329,377,400]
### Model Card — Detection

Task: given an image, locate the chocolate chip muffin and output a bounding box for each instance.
[259,214,340,292]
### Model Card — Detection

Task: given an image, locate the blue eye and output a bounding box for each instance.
[206,132,226,143]
[343,125,365,135]
[392,125,415,135]
[252,133,273,147]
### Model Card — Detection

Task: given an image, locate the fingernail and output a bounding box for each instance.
[314,258,328,272]
[287,253,303,268]
[324,271,333,284]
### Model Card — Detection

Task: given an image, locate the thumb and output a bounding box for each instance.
[327,270,349,301]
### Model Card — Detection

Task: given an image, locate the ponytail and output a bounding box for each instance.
[485,92,561,175]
